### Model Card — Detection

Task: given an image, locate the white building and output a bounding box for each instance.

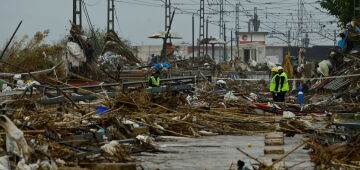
[134,45,188,63]
[134,32,269,64]
[235,32,268,64]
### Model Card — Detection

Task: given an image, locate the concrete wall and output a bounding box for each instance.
[134,45,188,63]
[266,46,284,64]
[191,44,266,64]
[134,45,162,63]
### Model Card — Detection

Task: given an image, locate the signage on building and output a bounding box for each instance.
[236,32,268,45]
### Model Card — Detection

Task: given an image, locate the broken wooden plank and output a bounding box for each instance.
[59,167,88,170]
[0,130,45,135]
[80,163,137,170]
[265,132,284,139]
[265,138,284,146]
[132,127,149,137]
[264,147,285,154]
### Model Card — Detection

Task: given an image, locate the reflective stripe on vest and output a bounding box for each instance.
[269,74,278,92]
[280,72,289,92]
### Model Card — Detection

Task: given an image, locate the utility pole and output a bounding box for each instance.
[161,0,171,61]
[160,11,175,60]
[165,0,171,32]
[107,0,115,32]
[192,14,195,61]
[235,3,240,59]
[73,0,82,28]
[230,29,233,62]
[165,0,171,45]
[199,0,205,57]
[223,23,226,62]
[219,0,224,40]
[297,0,304,47]
[333,30,337,46]
[287,29,291,51]
[206,18,209,56]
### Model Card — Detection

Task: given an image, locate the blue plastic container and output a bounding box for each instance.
[297,85,304,105]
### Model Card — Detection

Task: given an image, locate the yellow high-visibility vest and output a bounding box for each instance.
[148,76,160,88]
[269,74,279,92]
[279,72,289,92]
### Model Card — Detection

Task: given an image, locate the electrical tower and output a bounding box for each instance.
[252,7,260,32]
[303,33,310,48]
[73,0,82,28]
[199,0,205,57]
[247,7,260,32]
[165,0,171,32]
[107,0,115,32]
[219,0,224,40]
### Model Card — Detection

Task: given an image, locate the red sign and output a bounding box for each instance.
[242,35,248,41]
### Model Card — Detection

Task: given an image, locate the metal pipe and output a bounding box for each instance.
[0,21,22,60]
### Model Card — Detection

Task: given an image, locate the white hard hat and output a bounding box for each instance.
[277,66,284,70]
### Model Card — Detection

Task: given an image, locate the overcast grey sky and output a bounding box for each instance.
[0,0,339,46]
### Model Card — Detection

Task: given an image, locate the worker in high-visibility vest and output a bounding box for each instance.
[275,66,289,102]
[148,71,161,88]
[269,67,279,102]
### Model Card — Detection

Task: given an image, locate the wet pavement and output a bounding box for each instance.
[136,135,314,170]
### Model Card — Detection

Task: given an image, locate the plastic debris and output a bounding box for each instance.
[224,91,238,101]
[0,115,32,160]
[100,141,121,156]
[96,106,109,114]
[282,111,295,118]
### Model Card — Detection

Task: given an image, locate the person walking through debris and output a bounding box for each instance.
[269,67,279,102]
[153,62,171,78]
[153,62,171,71]
[148,71,161,88]
[275,66,289,102]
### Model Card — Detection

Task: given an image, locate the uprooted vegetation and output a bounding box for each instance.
[1,30,64,74]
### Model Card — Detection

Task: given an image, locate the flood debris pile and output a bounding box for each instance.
[0,89,289,169]
[100,30,141,68]
[308,134,360,169]
[310,19,360,92]
[174,55,216,71]
[0,13,360,169]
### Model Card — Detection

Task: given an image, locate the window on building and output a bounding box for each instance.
[244,49,250,63]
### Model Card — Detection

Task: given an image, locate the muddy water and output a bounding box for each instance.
[136,135,314,170]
